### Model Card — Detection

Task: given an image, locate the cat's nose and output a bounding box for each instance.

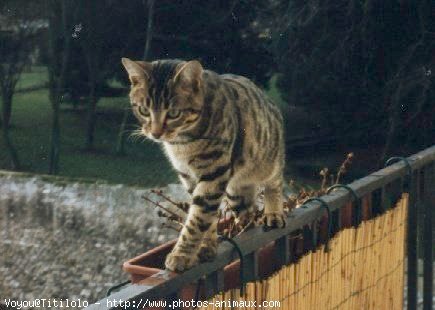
[151,131,163,139]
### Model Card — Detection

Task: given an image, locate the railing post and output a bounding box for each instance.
[276,235,291,266]
[204,269,224,299]
[242,251,259,282]
[422,163,434,310]
[407,169,419,310]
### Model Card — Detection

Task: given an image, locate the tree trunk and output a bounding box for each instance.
[2,123,20,170]
[116,0,155,155]
[115,108,130,155]
[2,91,12,129]
[48,101,60,174]
[1,92,20,170]
[85,82,97,150]
[143,0,155,60]
[83,1,99,151]
[47,0,71,175]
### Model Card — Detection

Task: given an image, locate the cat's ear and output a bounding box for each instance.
[173,60,203,91]
[121,58,152,87]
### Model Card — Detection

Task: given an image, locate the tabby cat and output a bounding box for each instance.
[122,58,285,272]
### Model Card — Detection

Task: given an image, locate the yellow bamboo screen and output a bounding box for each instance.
[202,194,408,310]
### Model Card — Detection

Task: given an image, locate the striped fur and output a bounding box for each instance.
[122,58,285,272]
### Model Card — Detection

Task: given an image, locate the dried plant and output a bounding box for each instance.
[285,152,354,208]
[142,194,185,231]
[320,168,329,191]
[336,152,354,184]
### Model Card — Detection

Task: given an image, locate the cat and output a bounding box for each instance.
[122,58,286,272]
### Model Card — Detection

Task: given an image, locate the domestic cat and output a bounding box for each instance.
[122,58,285,272]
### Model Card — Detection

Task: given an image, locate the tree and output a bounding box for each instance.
[381,0,434,159]
[46,0,73,174]
[274,0,434,155]
[115,0,155,155]
[0,0,42,170]
[79,1,103,151]
[149,0,275,85]
[71,1,141,150]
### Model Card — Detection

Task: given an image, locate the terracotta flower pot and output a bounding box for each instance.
[123,239,177,283]
[123,238,278,289]
[123,219,234,283]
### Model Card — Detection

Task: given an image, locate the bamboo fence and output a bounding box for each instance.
[202,194,408,310]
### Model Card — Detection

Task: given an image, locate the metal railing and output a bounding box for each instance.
[87,145,435,310]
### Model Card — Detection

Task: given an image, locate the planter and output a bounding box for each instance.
[123,238,278,289]
[123,219,234,283]
[123,240,176,283]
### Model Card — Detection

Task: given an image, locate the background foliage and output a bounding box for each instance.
[0,0,433,186]
[274,0,434,157]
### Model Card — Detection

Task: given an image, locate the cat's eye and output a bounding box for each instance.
[138,106,150,117]
[167,109,182,119]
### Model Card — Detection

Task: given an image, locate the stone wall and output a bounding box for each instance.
[0,170,187,305]
[0,170,189,238]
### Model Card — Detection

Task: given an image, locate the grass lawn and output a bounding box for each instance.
[1,68,291,188]
[16,66,49,91]
[1,78,176,187]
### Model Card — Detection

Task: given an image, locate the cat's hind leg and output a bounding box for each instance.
[196,184,257,263]
[226,184,258,228]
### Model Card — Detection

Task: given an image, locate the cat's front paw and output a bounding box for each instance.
[262,212,286,229]
[197,245,217,262]
[165,251,197,272]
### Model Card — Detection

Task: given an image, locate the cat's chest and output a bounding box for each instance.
[163,143,197,174]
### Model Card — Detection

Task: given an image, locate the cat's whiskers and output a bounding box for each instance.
[128,128,147,143]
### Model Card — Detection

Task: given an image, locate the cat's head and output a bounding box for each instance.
[121,58,204,142]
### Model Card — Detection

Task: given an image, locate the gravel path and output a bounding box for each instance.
[0,188,179,308]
